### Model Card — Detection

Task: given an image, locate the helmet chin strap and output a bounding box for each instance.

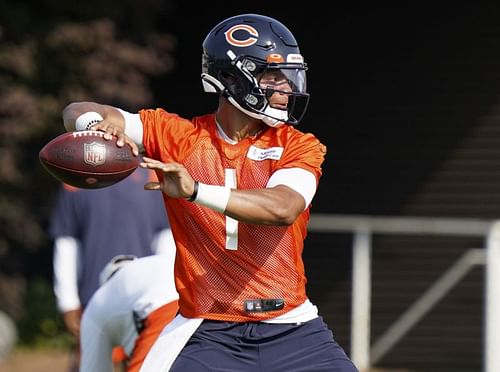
[227,96,287,128]
[262,107,288,128]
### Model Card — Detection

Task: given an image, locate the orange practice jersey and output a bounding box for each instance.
[141,109,326,322]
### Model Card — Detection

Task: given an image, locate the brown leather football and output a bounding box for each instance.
[39,131,139,189]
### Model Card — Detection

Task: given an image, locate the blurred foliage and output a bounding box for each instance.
[17,278,72,348]
[0,0,176,344]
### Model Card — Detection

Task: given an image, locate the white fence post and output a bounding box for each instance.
[307,214,494,371]
[485,221,500,372]
[350,227,372,371]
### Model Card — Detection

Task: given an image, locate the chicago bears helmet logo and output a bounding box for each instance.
[224,24,259,47]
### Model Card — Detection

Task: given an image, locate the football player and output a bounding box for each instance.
[79,253,178,372]
[63,13,358,372]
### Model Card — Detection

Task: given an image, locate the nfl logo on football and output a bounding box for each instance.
[84,142,106,166]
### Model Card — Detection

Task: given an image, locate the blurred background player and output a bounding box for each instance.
[49,165,174,372]
[79,251,178,372]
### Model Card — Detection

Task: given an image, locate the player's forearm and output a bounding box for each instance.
[224,185,305,226]
[62,102,125,132]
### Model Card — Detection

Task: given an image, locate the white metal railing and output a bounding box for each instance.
[307,214,500,372]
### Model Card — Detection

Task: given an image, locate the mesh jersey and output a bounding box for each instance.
[141,109,326,322]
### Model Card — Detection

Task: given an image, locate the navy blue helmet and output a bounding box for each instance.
[201,14,309,127]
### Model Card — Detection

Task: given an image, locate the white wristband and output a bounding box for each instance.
[117,108,144,145]
[75,112,104,131]
[193,183,231,213]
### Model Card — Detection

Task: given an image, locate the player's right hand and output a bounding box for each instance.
[92,120,139,156]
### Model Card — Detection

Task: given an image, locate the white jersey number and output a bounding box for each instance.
[225,169,238,250]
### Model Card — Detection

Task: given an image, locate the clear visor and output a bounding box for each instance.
[257,67,307,94]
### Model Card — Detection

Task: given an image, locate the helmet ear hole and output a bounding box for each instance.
[220,72,245,98]
[220,71,235,83]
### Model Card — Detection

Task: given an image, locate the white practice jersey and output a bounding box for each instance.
[80,251,178,372]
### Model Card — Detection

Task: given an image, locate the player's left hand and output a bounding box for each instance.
[62,308,82,338]
[141,157,196,199]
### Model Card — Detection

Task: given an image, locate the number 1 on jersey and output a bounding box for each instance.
[225,169,238,250]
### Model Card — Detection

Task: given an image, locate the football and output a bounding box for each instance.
[39,131,139,189]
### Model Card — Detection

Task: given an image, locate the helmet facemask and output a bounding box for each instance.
[202,52,309,127]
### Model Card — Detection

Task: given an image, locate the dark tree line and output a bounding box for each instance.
[0,0,176,343]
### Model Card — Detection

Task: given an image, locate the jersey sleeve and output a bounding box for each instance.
[278,131,327,183]
[139,108,202,163]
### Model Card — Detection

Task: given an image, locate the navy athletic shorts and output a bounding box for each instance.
[170,316,359,372]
